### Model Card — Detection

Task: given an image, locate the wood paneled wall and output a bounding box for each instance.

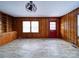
[0,12,13,33]
[60,8,79,46]
[0,31,17,46]
[0,12,17,46]
[13,17,60,38]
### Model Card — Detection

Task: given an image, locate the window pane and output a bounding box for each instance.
[23,21,30,32]
[77,15,79,36]
[50,22,56,30]
[31,21,39,33]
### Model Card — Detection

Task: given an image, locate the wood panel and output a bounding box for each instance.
[0,12,13,33]
[0,31,17,46]
[13,17,60,38]
[48,18,60,38]
[60,8,79,46]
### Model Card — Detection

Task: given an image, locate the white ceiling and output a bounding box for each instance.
[0,1,79,17]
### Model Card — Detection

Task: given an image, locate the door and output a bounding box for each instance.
[49,21,57,38]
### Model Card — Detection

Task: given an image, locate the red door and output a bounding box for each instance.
[49,21,57,38]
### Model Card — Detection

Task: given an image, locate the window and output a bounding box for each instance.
[23,21,39,33]
[23,21,30,32]
[77,15,79,36]
[31,21,39,32]
[50,22,56,30]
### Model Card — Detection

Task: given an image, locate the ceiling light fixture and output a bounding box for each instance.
[25,1,37,12]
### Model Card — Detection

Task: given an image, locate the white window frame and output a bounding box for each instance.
[31,21,39,33]
[50,22,56,30]
[22,21,39,33]
[23,21,30,33]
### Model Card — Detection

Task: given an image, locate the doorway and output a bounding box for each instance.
[49,21,57,38]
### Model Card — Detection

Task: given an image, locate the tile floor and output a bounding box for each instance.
[0,39,79,58]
